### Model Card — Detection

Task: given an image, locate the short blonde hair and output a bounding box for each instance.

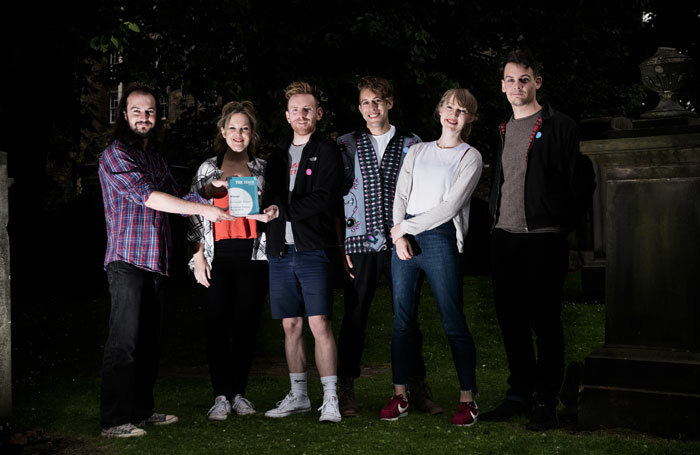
[435,88,478,142]
[284,81,320,106]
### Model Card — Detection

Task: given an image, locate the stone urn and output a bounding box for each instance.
[639,47,697,118]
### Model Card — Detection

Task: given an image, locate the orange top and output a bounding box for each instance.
[212,194,258,241]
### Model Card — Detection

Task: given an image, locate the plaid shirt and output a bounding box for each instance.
[99,136,206,275]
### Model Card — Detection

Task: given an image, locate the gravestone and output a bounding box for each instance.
[578,118,700,438]
[0,151,11,420]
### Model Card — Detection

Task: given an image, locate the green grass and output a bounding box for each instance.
[10,272,700,454]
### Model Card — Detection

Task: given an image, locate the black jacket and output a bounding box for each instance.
[488,103,596,232]
[262,131,342,256]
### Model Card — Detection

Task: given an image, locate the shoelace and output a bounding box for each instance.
[276,394,296,408]
[318,396,338,413]
[234,396,255,410]
[208,399,230,415]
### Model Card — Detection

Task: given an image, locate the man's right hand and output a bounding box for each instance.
[201,204,236,223]
[344,253,355,279]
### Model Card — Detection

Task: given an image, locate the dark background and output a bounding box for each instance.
[1,0,698,383]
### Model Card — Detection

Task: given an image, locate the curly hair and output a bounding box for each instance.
[215,100,258,159]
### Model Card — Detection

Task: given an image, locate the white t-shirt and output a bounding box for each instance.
[406,141,469,215]
[285,143,304,244]
[369,124,396,164]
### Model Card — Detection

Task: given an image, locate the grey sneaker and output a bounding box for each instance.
[143,412,179,426]
[264,392,312,418]
[101,423,146,438]
[318,395,341,423]
[232,394,256,415]
[207,395,231,421]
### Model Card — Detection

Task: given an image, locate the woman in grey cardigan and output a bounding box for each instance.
[378,89,483,426]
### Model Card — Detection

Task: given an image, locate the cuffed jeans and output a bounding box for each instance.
[100,261,165,428]
[337,250,427,379]
[490,228,568,403]
[391,221,477,392]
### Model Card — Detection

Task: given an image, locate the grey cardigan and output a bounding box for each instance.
[393,141,483,253]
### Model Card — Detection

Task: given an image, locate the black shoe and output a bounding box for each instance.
[480,399,530,422]
[526,401,558,431]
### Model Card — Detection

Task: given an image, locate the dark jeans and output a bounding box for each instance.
[100,261,165,428]
[337,250,427,379]
[203,239,268,400]
[490,228,568,403]
[391,222,477,391]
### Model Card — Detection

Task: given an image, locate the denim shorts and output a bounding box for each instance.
[268,245,333,318]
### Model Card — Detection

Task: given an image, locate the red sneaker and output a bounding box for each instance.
[452,401,479,426]
[379,394,409,421]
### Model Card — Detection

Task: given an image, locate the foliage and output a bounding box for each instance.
[81,0,686,166]
[3,1,699,196]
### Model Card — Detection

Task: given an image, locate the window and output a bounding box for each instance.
[109,92,119,124]
[159,95,169,120]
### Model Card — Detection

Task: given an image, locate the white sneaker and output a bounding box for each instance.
[264,392,312,418]
[232,394,256,415]
[101,423,146,438]
[207,395,231,421]
[318,395,341,423]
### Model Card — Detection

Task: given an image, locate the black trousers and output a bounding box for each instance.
[337,250,427,379]
[101,261,165,428]
[203,239,268,400]
[491,229,569,402]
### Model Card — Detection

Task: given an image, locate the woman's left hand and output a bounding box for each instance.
[390,224,405,242]
[395,237,414,260]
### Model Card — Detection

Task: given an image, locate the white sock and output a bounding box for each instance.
[321,375,338,400]
[290,372,308,396]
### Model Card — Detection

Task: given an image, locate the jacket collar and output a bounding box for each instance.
[500,102,553,133]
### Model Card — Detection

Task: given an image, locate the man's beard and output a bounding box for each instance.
[131,123,153,138]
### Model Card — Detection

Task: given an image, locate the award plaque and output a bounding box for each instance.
[227,176,259,216]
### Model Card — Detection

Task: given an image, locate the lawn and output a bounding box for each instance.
[7,272,700,454]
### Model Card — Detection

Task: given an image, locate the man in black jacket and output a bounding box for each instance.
[250,81,343,423]
[481,50,595,431]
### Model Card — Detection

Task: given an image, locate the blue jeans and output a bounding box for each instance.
[391,221,477,391]
[268,245,333,318]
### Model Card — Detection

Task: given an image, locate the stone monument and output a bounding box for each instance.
[578,48,700,438]
[0,151,11,421]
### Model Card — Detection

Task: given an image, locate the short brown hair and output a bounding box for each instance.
[501,48,542,79]
[435,88,478,142]
[215,100,258,159]
[284,81,319,106]
[357,76,394,102]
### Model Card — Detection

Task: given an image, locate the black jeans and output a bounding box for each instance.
[101,261,165,428]
[337,250,427,380]
[203,239,268,400]
[490,229,568,403]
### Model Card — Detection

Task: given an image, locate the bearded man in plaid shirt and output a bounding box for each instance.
[98,85,234,438]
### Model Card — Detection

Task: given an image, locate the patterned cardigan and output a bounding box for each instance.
[186,155,267,271]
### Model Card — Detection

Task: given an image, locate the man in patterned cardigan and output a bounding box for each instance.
[336,76,441,417]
